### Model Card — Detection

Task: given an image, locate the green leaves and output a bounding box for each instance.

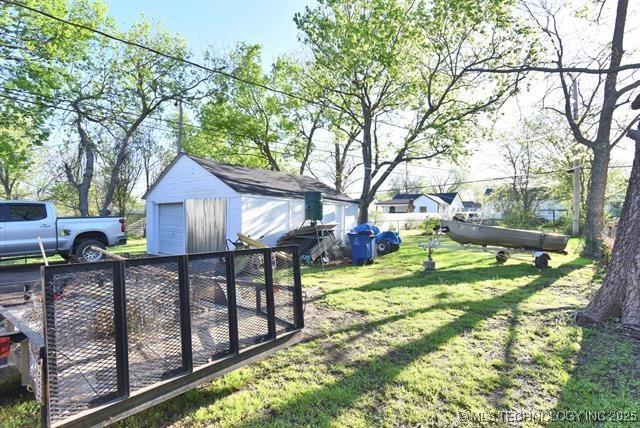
[187,44,320,172]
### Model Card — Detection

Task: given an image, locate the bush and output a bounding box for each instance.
[420,218,441,235]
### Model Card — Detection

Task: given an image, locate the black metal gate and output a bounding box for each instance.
[41,246,304,427]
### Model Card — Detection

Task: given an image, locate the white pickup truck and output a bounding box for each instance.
[0,201,127,262]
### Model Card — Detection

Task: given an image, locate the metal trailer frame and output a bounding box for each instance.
[0,245,304,428]
[420,238,557,267]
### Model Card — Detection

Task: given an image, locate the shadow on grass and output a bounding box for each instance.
[323,262,549,297]
[234,263,583,427]
[549,326,640,427]
[112,255,587,427]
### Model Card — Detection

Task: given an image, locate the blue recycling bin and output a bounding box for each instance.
[348,232,376,265]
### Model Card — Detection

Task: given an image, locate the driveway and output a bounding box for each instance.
[0,266,41,306]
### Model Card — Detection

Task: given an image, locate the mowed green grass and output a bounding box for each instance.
[2,232,639,427]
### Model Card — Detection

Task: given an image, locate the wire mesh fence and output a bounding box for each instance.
[126,258,184,391]
[40,246,303,427]
[43,264,120,423]
[188,253,232,367]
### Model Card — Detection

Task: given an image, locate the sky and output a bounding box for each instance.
[103,0,312,67]
[98,0,636,199]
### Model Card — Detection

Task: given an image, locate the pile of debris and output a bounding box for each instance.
[278,224,343,264]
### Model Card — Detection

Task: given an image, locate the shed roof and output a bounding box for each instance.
[144,153,357,204]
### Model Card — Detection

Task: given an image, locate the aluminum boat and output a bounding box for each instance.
[439,220,569,254]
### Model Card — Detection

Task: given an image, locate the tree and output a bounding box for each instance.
[58,18,207,215]
[322,114,362,192]
[0,124,35,198]
[387,173,425,196]
[188,45,308,172]
[523,0,640,257]
[496,136,548,227]
[580,95,640,329]
[295,0,531,223]
[429,169,466,194]
[0,0,104,199]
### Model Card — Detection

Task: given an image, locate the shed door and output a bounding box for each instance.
[185,198,227,253]
[158,203,185,255]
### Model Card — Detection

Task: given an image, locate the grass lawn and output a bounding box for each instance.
[2,232,639,427]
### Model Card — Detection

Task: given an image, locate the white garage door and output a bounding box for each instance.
[158,203,185,255]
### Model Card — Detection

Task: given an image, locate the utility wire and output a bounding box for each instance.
[1,89,457,179]
[3,90,633,192]
[1,0,418,134]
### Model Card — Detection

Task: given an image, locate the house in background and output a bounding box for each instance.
[375,197,414,213]
[143,153,359,254]
[375,192,465,217]
[430,192,465,216]
[537,200,567,222]
[481,188,568,222]
[461,200,482,213]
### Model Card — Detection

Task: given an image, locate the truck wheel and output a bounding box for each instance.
[75,240,106,262]
[377,241,392,255]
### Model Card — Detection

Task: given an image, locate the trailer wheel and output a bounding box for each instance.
[535,253,551,269]
[496,251,509,263]
[377,241,392,255]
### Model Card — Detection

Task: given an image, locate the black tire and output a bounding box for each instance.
[75,239,106,262]
[535,254,550,269]
[377,241,392,255]
[392,244,400,252]
[496,251,509,264]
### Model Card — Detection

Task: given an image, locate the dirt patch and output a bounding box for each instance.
[300,286,366,340]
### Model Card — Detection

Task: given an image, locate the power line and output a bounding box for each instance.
[1,0,419,135]
[1,88,457,182]
[3,90,633,190]
[366,163,633,196]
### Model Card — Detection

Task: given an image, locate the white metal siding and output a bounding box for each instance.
[241,195,358,246]
[158,203,185,255]
[145,156,239,254]
[145,156,239,202]
[241,195,291,246]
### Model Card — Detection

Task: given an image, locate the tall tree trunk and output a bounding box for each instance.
[334,143,343,192]
[358,104,373,224]
[581,130,640,328]
[0,165,15,198]
[100,142,128,216]
[583,145,610,257]
[582,0,628,257]
[65,116,95,217]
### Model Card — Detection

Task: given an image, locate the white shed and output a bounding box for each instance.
[143,153,359,255]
